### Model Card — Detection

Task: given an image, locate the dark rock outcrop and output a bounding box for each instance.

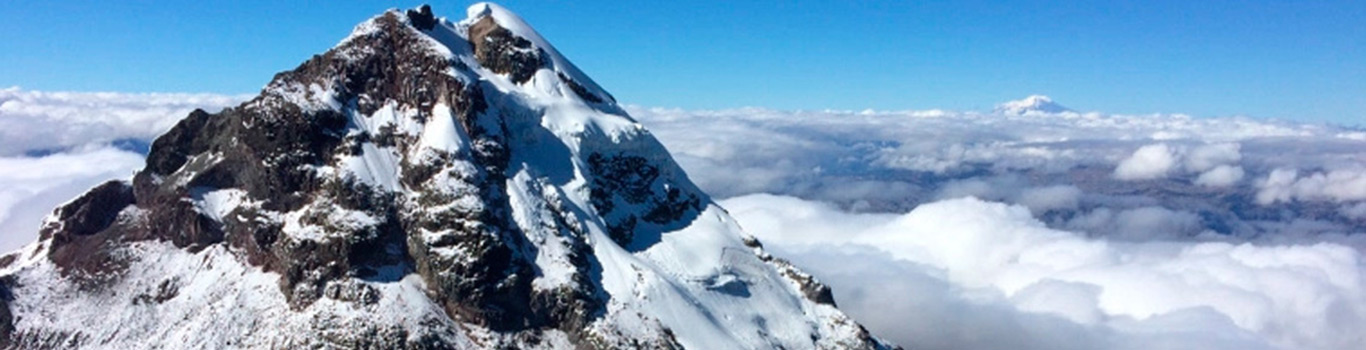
[0,278,12,348]
[406,4,436,31]
[558,72,609,104]
[39,180,137,280]
[468,16,547,84]
[29,8,594,340]
[587,153,702,248]
[2,4,896,349]
[43,180,134,238]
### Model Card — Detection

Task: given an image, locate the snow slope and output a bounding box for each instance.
[996,95,1073,115]
[0,3,892,349]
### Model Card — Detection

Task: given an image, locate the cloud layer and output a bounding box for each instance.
[722,194,1364,350]
[0,149,145,253]
[1,89,1363,349]
[627,101,1366,349]
[629,104,1366,245]
[0,87,245,156]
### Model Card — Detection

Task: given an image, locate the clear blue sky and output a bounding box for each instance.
[2,1,1363,124]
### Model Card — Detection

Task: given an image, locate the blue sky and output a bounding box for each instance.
[2,1,1362,124]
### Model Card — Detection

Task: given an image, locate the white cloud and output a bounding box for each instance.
[632,104,1362,210]
[1339,132,1366,141]
[1114,143,1179,180]
[1256,168,1302,205]
[1186,143,1242,172]
[0,147,145,253]
[722,194,1366,350]
[628,100,1365,349]
[0,88,244,156]
[1257,168,1366,205]
[1196,165,1246,187]
[3,91,1365,349]
[1112,142,1243,183]
[1010,279,1104,324]
[631,104,1366,241]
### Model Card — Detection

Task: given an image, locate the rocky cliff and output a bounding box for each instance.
[0,4,895,349]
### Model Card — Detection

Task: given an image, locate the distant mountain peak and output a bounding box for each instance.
[995,95,1073,115]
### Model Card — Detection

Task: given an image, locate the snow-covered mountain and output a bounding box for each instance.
[994,95,1072,115]
[0,4,894,349]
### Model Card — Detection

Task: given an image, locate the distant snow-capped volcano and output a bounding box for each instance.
[995,95,1073,115]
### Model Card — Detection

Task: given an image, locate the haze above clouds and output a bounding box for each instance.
[1,89,1363,349]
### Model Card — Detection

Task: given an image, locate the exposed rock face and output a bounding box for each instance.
[0,3,896,349]
[468,16,547,84]
[0,279,11,343]
[406,5,437,31]
[41,180,139,280]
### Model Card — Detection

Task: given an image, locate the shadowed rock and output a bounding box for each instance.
[468,16,547,84]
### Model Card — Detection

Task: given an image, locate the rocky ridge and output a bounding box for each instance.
[0,3,895,349]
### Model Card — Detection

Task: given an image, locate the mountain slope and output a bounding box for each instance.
[0,3,894,349]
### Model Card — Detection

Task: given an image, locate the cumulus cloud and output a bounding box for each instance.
[1112,142,1245,182]
[1114,143,1180,180]
[1196,165,1246,187]
[1256,168,1366,205]
[1114,142,1245,182]
[1186,143,1242,172]
[723,194,1366,350]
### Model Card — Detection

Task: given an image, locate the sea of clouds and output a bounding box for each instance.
[628,102,1366,350]
[1,87,1363,349]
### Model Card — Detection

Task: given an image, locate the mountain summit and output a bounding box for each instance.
[994,95,1073,115]
[0,3,893,349]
